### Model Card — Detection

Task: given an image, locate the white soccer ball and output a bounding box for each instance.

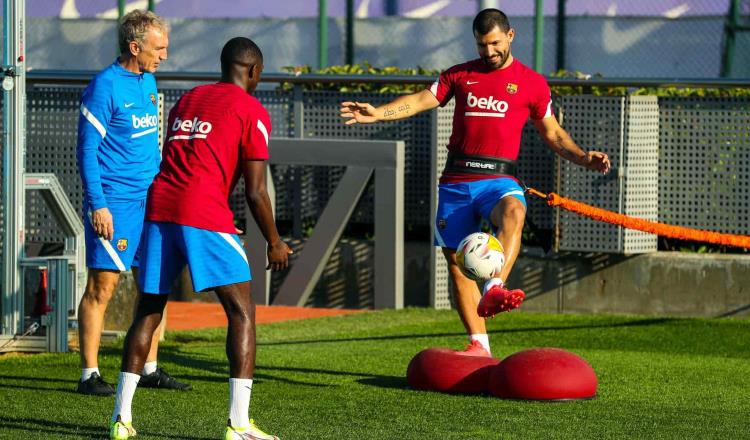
[456,232,505,282]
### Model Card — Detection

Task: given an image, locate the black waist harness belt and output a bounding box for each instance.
[444,152,518,176]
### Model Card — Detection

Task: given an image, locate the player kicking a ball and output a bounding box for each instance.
[341,9,609,357]
[110,37,291,440]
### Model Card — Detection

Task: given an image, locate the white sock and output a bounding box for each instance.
[229,378,253,428]
[470,334,491,355]
[482,277,504,295]
[112,372,140,424]
[81,367,99,382]
[142,361,157,376]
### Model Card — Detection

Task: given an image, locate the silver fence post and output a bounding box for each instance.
[2,0,27,335]
[45,258,71,352]
[292,83,304,239]
[374,141,404,308]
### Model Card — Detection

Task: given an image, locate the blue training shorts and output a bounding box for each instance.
[84,200,145,271]
[434,177,526,249]
[138,221,252,294]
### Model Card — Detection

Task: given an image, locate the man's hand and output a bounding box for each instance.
[584,151,611,174]
[266,239,293,271]
[340,101,378,125]
[91,207,114,240]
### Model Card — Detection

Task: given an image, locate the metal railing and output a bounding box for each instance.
[249,138,404,309]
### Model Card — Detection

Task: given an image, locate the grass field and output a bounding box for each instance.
[1,309,749,439]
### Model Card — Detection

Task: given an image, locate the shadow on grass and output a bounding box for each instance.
[0,374,82,394]
[0,415,216,440]
[253,317,673,347]
[92,317,673,385]
[0,382,81,394]
[0,415,102,438]
[147,351,348,388]
[357,375,408,390]
[0,374,75,384]
[162,360,410,390]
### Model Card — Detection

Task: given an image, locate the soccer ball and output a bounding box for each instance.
[455,232,505,282]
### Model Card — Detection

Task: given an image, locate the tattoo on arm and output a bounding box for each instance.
[383,103,411,120]
[554,132,587,165]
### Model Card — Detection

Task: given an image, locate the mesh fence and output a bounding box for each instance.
[2,86,749,250]
[658,97,750,234]
[1,85,749,315]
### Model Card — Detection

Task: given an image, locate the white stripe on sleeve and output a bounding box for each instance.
[543,99,553,118]
[256,120,269,147]
[429,81,439,97]
[80,104,107,138]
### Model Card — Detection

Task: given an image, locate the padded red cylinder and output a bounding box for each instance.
[489,348,597,400]
[407,348,500,393]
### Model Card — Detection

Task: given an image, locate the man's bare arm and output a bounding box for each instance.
[533,116,611,174]
[340,89,440,125]
[242,160,292,271]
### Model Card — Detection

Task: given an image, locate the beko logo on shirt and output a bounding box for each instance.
[171,117,213,134]
[132,113,158,129]
[466,92,509,116]
[168,116,213,140]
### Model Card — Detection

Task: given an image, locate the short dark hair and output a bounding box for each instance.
[220,37,263,73]
[472,8,510,35]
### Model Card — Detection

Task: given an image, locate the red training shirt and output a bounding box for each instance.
[429,58,553,183]
[146,82,271,233]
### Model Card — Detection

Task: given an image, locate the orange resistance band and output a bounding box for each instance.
[525,188,750,249]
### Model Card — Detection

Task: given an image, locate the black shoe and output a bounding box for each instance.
[138,367,192,391]
[76,372,115,396]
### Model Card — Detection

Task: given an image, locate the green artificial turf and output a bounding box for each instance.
[1,309,749,439]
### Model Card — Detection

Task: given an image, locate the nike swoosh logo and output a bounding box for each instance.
[403,0,451,18]
[602,4,688,54]
[355,0,370,17]
[124,102,135,108]
[466,81,479,85]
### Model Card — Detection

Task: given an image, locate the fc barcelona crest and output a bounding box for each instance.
[150,94,157,105]
[506,83,518,94]
[116,238,128,252]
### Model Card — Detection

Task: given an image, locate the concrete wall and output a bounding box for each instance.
[509,250,750,318]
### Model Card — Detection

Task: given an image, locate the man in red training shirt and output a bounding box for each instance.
[340,9,610,358]
[109,37,291,440]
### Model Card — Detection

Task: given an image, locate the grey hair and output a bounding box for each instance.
[118,9,169,54]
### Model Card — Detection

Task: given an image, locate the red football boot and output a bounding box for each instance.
[455,340,492,357]
[477,280,525,318]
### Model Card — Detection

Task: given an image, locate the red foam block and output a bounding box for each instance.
[407,348,500,394]
[489,347,597,400]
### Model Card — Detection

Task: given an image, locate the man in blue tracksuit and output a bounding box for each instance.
[76,9,189,395]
